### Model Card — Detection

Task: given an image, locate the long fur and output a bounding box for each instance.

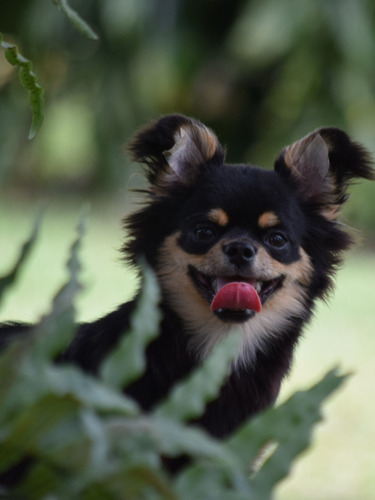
[1,114,373,455]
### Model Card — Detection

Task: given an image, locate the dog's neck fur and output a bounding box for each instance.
[124,297,301,437]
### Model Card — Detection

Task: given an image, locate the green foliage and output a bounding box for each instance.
[0,34,44,139]
[100,259,161,389]
[1,0,374,230]
[0,211,42,301]
[0,0,96,142]
[155,335,240,422]
[0,220,346,499]
[52,0,99,41]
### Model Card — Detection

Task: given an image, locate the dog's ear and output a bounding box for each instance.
[275,128,374,219]
[128,114,224,194]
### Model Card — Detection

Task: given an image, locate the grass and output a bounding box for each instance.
[1,195,374,499]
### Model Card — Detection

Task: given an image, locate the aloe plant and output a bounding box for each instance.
[0,34,44,139]
[0,215,346,499]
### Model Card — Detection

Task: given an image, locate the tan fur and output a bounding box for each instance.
[208,208,230,227]
[283,131,340,218]
[258,211,280,229]
[320,204,341,221]
[156,231,313,365]
[150,170,178,197]
[283,131,323,172]
[165,124,219,171]
[152,123,220,197]
[256,247,313,287]
[283,137,309,173]
[192,125,219,161]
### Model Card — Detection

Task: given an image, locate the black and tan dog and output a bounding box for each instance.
[1,114,374,442]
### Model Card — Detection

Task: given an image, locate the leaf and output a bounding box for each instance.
[106,415,240,470]
[100,261,161,389]
[81,465,177,500]
[175,463,254,500]
[0,212,90,425]
[0,359,139,443]
[0,341,32,413]
[52,0,99,41]
[0,210,42,302]
[45,364,138,416]
[154,334,240,422]
[0,33,44,139]
[32,210,87,359]
[0,394,79,474]
[227,368,348,499]
[16,462,62,499]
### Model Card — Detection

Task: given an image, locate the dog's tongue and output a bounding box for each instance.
[210,281,262,313]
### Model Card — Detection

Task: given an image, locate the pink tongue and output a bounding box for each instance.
[210,282,262,313]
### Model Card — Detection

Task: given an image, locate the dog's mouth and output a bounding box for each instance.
[188,265,284,323]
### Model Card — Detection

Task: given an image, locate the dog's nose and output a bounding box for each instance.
[223,241,257,267]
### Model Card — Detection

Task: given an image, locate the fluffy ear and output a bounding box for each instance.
[128,114,224,194]
[275,128,374,218]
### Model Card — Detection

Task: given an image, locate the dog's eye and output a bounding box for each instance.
[194,225,216,242]
[266,232,289,249]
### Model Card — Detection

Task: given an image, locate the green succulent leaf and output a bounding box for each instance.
[0,33,44,139]
[53,0,99,41]
[31,210,88,359]
[227,368,348,499]
[0,212,348,499]
[155,334,240,422]
[100,260,161,389]
[0,210,42,302]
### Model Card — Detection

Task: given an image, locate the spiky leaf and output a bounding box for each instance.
[100,261,161,389]
[31,210,87,359]
[0,211,41,302]
[53,0,99,40]
[155,334,240,422]
[0,33,44,139]
[227,368,348,499]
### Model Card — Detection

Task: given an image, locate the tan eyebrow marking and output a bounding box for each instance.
[258,211,280,229]
[208,208,229,227]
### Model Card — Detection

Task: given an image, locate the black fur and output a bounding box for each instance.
[1,115,374,471]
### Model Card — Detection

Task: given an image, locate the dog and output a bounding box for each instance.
[1,114,373,444]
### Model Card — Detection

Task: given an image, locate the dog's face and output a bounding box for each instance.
[155,162,313,360]
[126,114,373,361]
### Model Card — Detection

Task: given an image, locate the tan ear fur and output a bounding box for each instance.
[128,114,224,196]
[277,127,374,220]
[283,131,334,203]
[163,122,220,185]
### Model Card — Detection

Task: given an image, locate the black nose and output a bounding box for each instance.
[223,241,257,267]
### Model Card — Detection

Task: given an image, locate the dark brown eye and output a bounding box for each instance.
[266,232,288,249]
[194,226,216,242]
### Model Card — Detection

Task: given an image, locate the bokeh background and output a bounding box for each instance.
[1,1,374,498]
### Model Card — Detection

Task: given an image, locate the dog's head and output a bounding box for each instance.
[125,114,373,360]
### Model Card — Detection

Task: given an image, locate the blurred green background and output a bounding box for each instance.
[1,1,375,499]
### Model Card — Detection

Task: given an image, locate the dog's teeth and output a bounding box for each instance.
[255,282,262,293]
